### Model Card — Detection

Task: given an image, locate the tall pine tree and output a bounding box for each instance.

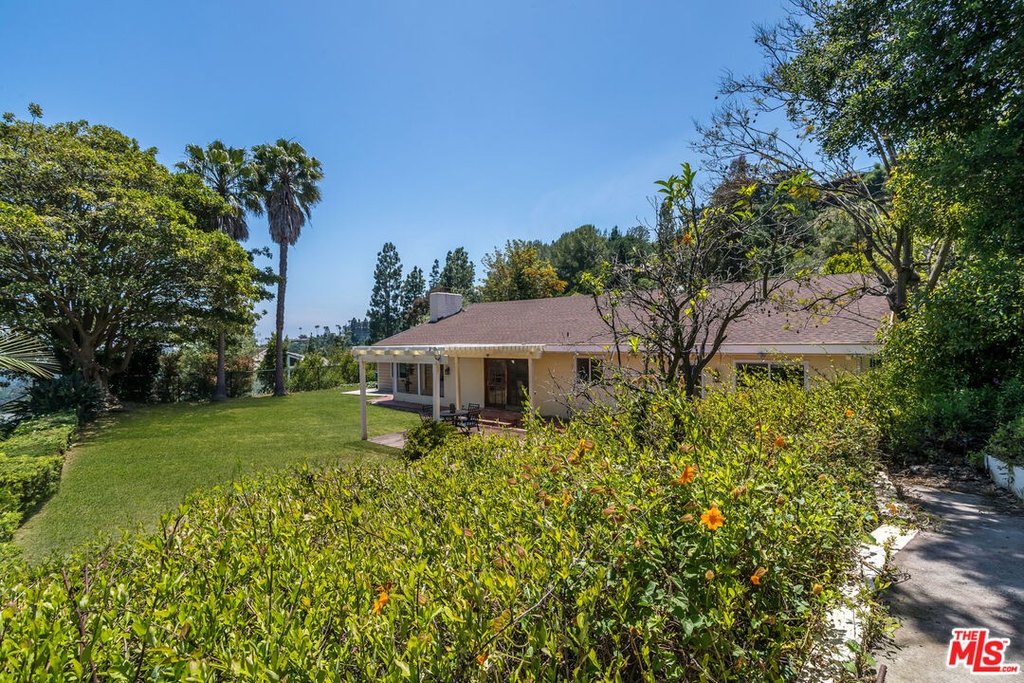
[400,265,427,328]
[439,247,476,297]
[367,242,403,342]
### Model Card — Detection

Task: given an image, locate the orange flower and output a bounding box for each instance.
[476,653,488,667]
[673,464,698,486]
[774,436,786,449]
[700,505,725,531]
[372,589,390,614]
[750,567,767,586]
[845,408,855,418]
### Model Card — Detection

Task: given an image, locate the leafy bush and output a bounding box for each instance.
[0,454,63,513]
[151,346,255,402]
[23,374,103,423]
[876,254,1024,461]
[0,381,879,681]
[402,417,458,461]
[980,415,1024,467]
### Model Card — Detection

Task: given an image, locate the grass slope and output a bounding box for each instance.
[14,391,417,562]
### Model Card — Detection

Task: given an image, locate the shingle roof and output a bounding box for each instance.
[374,275,890,349]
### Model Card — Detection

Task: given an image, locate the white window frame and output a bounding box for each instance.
[575,356,605,385]
[733,360,810,390]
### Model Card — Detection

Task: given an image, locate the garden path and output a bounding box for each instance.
[875,475,1024,681]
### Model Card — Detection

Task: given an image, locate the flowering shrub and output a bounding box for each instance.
[0,381,879,681]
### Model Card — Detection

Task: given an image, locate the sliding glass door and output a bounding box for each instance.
[484,359,529,409]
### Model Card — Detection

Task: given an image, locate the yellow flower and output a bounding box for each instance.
[672,464,698,486]
[700,505,725,531]
[845,408,855,418]
[812,583,823,596]
[372,589,390,614]
[750,567,767,586]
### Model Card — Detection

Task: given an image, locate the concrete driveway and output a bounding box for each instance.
[876,478,1024,681]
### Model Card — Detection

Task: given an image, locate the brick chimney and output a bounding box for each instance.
[429,292,463,322]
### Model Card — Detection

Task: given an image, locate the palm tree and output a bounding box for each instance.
[249,139,324,396]
[176,141,259,401]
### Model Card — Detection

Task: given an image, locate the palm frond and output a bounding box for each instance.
[0,333,59,379]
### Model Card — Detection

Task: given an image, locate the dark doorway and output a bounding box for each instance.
[484,359,530,409]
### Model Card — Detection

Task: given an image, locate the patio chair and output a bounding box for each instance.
[459,408,481,435]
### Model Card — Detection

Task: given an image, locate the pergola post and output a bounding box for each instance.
[359,358,368,440]
[431,358,441,421]
[527,356,536,412]
[453,355,462,409]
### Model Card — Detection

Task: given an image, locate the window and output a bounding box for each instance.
[576,357,604,384]
[398,363,418,394]
[422,363,446,398]
[397,362,444,397]
[735,361,805,388]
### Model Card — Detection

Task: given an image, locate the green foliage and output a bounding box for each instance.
[549,224,609,293]
[2,412,76,457]
[438,247,477,298]
[24,375,103,423]
[0,455,63,514]
[0,109,267,391]
[981,414,1024,467]
[399,265,427,328]
[287,351,360,392]
[481,240,567,301]
[151,346,255,403]
[875,253,1024,459]
[0,412,75,543]
[401,418,458,461]
[0,382,879,680]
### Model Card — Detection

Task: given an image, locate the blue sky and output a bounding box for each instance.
[0,0,788,340]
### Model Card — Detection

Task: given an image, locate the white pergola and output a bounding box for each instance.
[351,344,545,440]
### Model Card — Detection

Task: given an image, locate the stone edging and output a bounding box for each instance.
[798,468,918,682]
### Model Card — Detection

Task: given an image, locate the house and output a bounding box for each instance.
[351,276,890,439]
[252,347,305,370]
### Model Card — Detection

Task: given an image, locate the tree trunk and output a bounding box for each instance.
[274,242,288,396]
[214,329,227,402]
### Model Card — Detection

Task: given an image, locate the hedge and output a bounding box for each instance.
[2,412,77,458]
[0,412,76,544]
[0,381,880,681]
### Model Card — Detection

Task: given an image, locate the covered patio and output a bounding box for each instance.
[351,343,543,440]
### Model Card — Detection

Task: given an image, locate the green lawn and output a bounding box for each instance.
[14,390,417,563]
